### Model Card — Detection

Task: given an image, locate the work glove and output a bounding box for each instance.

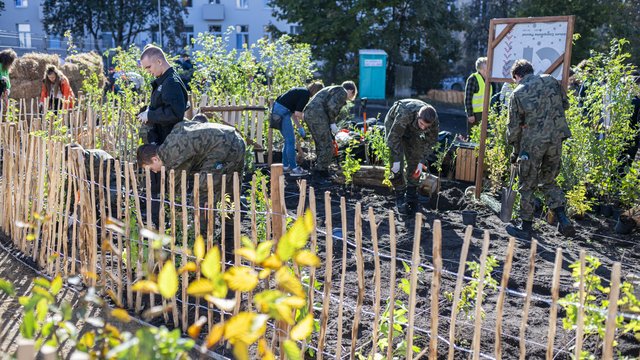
[412,163,427,179]
[330,123,338,135]
[509,151,518,164]
[297,126,306,138]
[137,110,149,124]
[391,161,401,174]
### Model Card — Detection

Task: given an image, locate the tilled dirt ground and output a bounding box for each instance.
[281,174,640,359]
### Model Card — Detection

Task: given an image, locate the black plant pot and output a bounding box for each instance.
[462,210,478,226]
[614,215,636,234]
[601,204,614,217]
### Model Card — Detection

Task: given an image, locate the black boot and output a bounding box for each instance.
[506,220,533,240]
[395,189,408,215]
[405,186,419,214]
[554,207,576,237]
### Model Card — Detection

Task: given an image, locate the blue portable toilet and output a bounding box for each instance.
[359,49,387,100]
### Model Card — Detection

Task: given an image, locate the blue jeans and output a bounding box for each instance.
[273,101,297,169]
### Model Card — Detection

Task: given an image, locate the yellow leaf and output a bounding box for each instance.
[294,250,320,267]
[106,289,123,308]
[224,312,268,345]
[157,260,178,298]
[283,339,302,360]
[50,275,63,295]
[202,247,221,280]
[178,261,198,274]
[223,267,259,292]
[235,247,257,263]
[79,332,95,349]
[105,324,121,338]
[211,274,228,298]
[262,254,283,270]
[274,303,295,325]
[258,338,269,355]
[205,295,237,312]
[205,323,225,348]
[261,350,276,360]
[187,279,215,296]
[187,316,207,339]
[131,280,159,293]
[256,241,273,263]
[111,308,131,323]
[232,342,249,360]
[290,314,313,341]
[258,268,271,280]
[26,234,36,241]
[194,235,205,261]
[281,296,307,309]
[276,212,313,261]
[276,267,305,297]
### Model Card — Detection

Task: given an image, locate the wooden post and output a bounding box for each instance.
[169,170,179,327]
[145,168,155,309]
[387,210,397,360]
[302,186,317,355]
[545,248,562,359]
[16,338,35,360]
[270,164,284,241]
[369,207,382,358]
[447,225,473,360]
[495,237,516,359]
[406,212,423,360]
[574,250,586,359]
[193,173,201,322]
[181,170,188,332]
[335,197,348,360]
[350,202,365,360]
[296,179,307,218]
[317,191,333,360]
[602,262,621,359]
[429,220,443,359]
[233,172,241,315]
[471,231,491,360]
[519,240,538,359]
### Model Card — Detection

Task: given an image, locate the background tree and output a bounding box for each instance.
[42,0,187,53]
[0,1,5,14]
[270,0,461,93]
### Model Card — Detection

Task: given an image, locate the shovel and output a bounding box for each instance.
[500,164,517,223]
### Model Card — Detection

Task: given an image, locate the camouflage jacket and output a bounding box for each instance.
[385,99,440,162]
[158,121,244,175]
[507,74,571,153]
[83,149,115,181]
[303,85,347,123]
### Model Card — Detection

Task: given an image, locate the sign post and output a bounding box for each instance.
[474,16,575,198]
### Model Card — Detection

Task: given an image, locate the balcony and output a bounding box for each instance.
[202,4,224,21]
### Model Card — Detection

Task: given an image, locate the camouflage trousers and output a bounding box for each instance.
[304,108,334,171]
[384,125,425,190]
[518,141,566,221]
[196,138,246,205]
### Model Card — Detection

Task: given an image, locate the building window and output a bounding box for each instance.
[237,0,248,9]
[18,23,31,48]
[235,25,248,49]
[15,0,28,7]
[48,35,61,49]
[101,32,115,49]
[289,25,301,35]
[209,0,221,3]
[209,25,222,37]
[181,25,194,47]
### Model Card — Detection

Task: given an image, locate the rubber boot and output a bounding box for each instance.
[506,220,533,240]
[395,189,408,215]
[554,207,576,237]
[405,186,419,215]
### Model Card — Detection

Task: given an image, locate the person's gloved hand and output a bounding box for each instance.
[510,151,518,164]
[412,162,426,179]
[297,126,306,138]
[330,123,338,135]
[391,161,401,174]
[138,110,149,124]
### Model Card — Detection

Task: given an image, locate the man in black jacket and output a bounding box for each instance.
[138,45,189,145]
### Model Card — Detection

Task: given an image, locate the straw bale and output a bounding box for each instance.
[10,58,42,81]
[15,52,60,80]
[8,80,41,101]
[64,51,106,91]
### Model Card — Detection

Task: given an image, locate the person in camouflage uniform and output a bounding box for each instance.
[385,99,439,214]
[136,119,246,205]
[506,59,575,239]
[303,81,357,177]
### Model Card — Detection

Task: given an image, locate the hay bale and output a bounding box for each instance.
[13,52,60,80]
[8,80,41,101]
[64,52,106,92]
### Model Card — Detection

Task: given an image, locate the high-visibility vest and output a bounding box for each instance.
[471,72,492,113]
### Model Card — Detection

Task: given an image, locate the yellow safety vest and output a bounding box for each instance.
[472,72,492,113]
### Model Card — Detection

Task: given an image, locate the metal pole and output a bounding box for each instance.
[158,0,162,46]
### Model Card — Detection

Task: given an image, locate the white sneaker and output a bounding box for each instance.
[290,166,309,177]
[282,166,291,173]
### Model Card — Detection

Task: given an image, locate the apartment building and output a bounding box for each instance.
[0,0,295,56]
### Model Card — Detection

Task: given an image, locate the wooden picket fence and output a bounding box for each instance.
[0,113,635,360]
